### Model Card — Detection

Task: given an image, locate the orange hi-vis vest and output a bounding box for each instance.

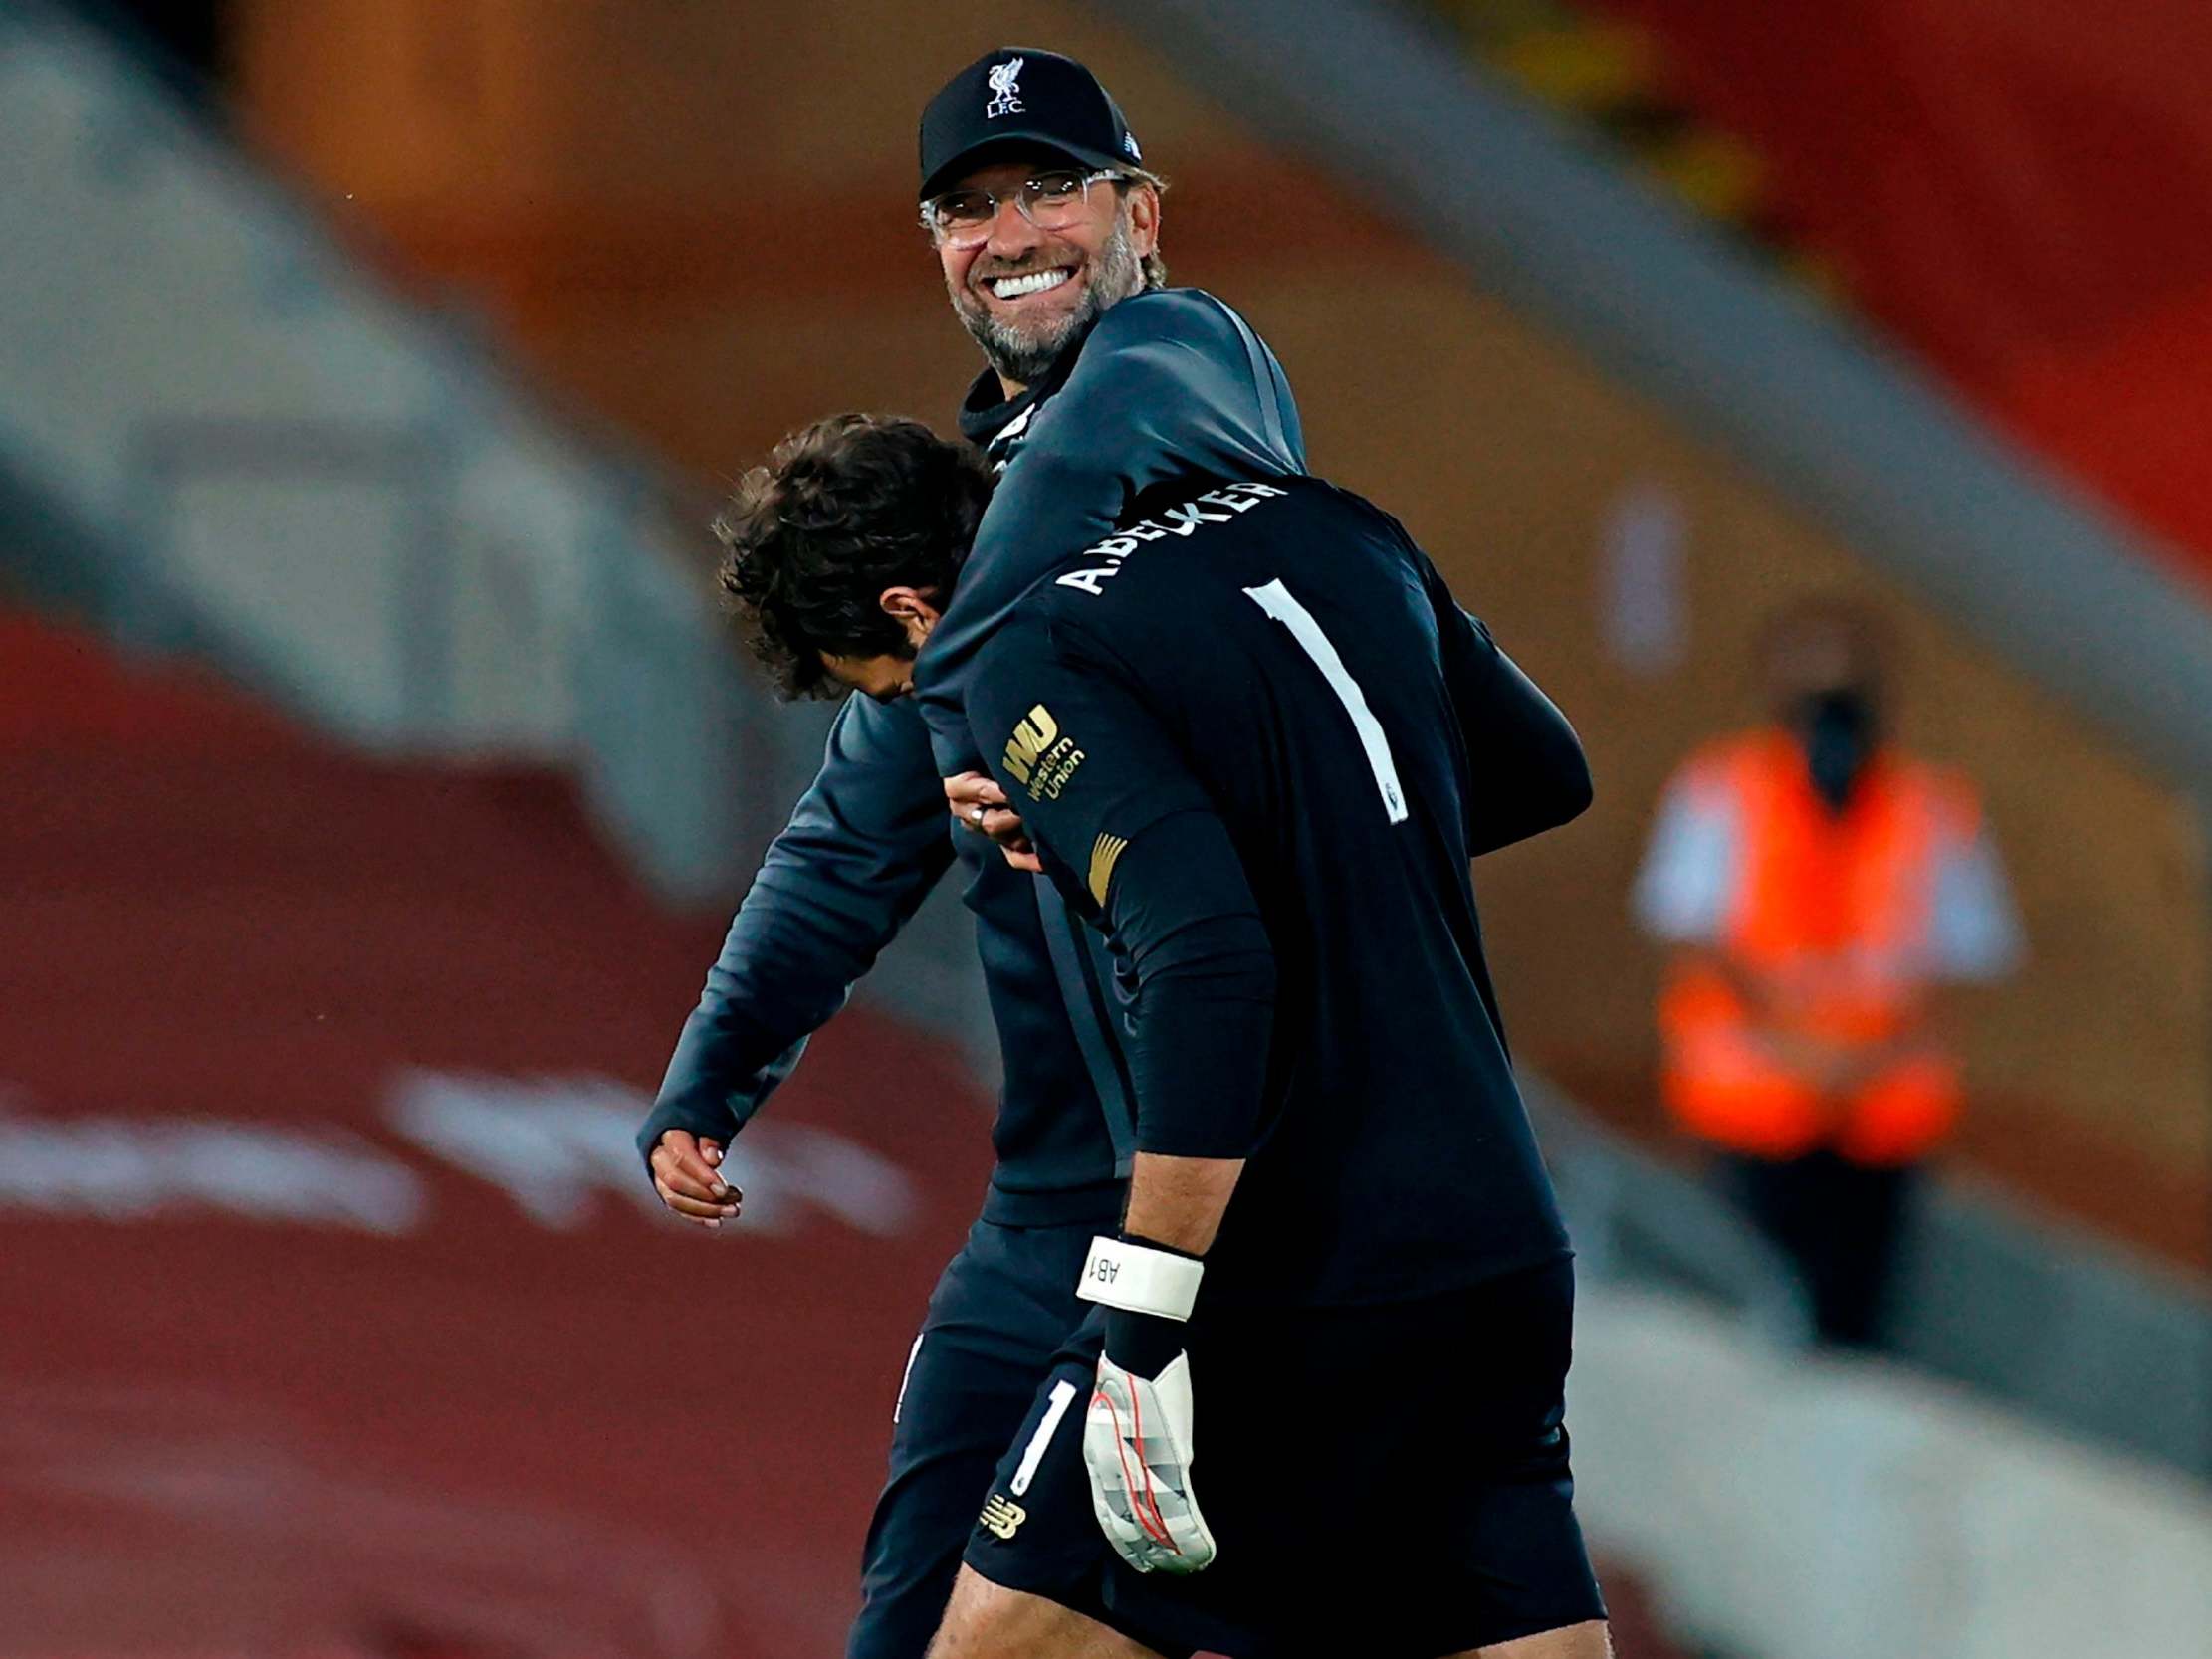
[1658,728,1982,1166]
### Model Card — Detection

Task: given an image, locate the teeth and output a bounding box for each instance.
[990,269,1072,299]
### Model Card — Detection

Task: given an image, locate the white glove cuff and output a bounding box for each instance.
[1076,1235,1204,1321]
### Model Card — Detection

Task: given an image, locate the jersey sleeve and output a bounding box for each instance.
[1633,767,1742,943]
[636,694,956,1168]
[1417,552,1593,854]
[1927,820,2026,980]
[915,290,1306,772]
[967,613,1276,1161]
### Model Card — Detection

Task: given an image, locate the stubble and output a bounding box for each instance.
[951,209,1147,388]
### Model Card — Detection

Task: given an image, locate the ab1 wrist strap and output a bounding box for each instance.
[1076,1234,1205,1322]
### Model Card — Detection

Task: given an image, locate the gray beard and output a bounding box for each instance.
[954,214,1146,388]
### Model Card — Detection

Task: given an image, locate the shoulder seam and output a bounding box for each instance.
[1099,293,1289,461]
[1217,297,1292,466]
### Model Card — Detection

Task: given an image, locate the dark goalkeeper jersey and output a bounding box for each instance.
[965,476,1590,1308]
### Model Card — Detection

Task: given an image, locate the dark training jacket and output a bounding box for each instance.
[639,289,1306,1224]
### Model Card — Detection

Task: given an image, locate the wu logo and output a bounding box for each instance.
[986,57,1025,118]
[1001,704,1057,788]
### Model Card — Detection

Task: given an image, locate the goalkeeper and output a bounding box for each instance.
[724,415,1612,1659]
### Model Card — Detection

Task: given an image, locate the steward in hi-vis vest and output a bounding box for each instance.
[1635,600,2022,1345]
[1649,726,2005,1164]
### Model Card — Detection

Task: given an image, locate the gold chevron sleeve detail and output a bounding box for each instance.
[1087,833,1130,906]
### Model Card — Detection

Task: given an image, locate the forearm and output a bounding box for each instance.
[1445,621,1591,854]
[642,1009,805,1154]
[646,847,945,1134]
[1417,554,1592,855]
[1843,986,1962,1080]
[638,697,952,1166]
[965,633,1278,1228]
[1464,646,1593,854]
[1124,1152,1247,1256]
[1047,798,1262,1583]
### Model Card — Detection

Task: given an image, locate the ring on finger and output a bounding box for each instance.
[971,804,988,828]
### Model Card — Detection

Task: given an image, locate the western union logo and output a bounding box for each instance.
[979,1491,1026,1540]
[1087,833,1128,905]
[1001,705,1058,787]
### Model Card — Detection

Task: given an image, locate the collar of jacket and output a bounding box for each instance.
[955,313,1101,450]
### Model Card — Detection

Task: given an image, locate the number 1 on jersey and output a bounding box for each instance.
[1242,579,1409,825]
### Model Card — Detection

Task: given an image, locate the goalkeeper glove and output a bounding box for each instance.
[1077,1233,1218,1574]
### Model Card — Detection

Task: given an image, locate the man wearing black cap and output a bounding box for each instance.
[639,46,1305,1659]
[907,48,1302,774]
[918,48,1166,393]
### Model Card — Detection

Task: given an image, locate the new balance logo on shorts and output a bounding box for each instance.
[978,1491,1026,1540]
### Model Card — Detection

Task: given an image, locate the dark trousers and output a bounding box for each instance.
[1717,1149,1918,1348]
[848,1214,1098,1659]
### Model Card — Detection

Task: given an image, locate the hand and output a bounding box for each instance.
[648,1130,742,1231]
[1075,1236,1217,1573]
[1085,1335,1217,1574]
[945,771,1043,874]
[1750,1027,1858,1098]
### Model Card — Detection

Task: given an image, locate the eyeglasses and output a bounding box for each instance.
[922,169,1121,248]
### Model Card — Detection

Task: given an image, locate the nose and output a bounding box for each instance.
[983,194,1043,263]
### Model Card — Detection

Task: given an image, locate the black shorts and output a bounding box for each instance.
[964,1257,1604,1659]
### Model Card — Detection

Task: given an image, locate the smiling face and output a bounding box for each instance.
[935,154,1159,393]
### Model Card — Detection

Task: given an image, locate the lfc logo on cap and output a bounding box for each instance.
[986,56,1025,119]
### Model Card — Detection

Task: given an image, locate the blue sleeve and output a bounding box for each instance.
[636,694,956,1167]
[1928,823,2026,980]
[1634,773,1739,943]
[914,289,1305,770]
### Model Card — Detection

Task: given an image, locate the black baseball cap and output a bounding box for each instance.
[919,47,1144,201]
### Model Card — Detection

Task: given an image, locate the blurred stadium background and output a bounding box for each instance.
[3,1,2209,1655]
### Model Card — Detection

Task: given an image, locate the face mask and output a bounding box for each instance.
[1796,688,1876,811]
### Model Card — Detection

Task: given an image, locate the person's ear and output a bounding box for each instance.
[1126,182,1161,259]
[879,586,943,647]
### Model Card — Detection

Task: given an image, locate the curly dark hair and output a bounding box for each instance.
[714,414,995,699]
